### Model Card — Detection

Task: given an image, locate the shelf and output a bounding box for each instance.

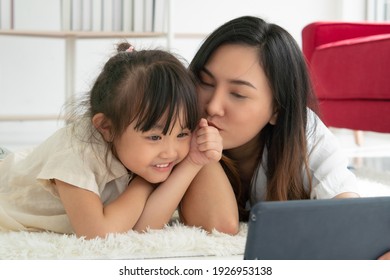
[0,114,64,121]
[0,0,174,124]
[0,30,170,122]
[0,30,167,39]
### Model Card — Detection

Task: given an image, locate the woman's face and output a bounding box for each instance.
[197,44,276,150]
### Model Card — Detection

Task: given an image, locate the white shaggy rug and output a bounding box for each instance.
[0,169,389,260]
[0,219,248,260]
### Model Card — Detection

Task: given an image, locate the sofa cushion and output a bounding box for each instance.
[310,34,390,100]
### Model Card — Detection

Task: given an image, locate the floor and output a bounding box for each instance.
[332,128,390,173]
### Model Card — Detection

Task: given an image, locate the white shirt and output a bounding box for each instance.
[250,110,358,206]
[0,120,129,233]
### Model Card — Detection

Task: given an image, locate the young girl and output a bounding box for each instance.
[0,42,222,239]
[180,16,360,234]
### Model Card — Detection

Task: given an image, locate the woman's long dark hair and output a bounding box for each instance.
[190,16,318,220]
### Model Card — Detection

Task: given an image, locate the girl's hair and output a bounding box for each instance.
[190,16,317,220]
[73,42,199,163]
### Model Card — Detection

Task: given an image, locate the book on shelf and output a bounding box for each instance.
[81,0,92,31]
[133,0,143,32]
[102,0,113,31]
[0,0,167,33]
[91,0,102,31]
[153,0,166,32]
[122,0,133,32]
[112,0,123,31]
[71,0,82,30]
[143,0,153,32]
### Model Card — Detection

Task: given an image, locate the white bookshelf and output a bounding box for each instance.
[0,0,173,122]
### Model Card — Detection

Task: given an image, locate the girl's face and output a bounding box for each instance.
[197,44,276,151]
[113,114,192,184]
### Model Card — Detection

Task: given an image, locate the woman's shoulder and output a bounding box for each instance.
[306,108,323,129]
[306,108,338,144]
[305,108,348,164]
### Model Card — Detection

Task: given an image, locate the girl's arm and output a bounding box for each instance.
[55,175,153,239]
[132,119,225,231]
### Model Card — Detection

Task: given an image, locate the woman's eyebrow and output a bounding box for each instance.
[202,67,257,89]
[200,67,214,78]
[228,79,257,89]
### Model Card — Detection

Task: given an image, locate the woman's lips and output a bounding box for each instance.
[207,120,221,130]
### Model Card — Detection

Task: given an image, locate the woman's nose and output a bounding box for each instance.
[205,88,225,117]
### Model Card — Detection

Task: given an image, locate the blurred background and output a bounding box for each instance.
[0,0,389,151]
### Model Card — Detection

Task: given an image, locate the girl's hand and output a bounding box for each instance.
[187,118,222,166]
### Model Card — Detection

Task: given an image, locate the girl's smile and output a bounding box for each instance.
[152,162,174,173]
[113,115,192,184]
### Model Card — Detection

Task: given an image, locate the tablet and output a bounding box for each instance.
[244,196,390,260]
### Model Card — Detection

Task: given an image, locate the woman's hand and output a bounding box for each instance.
[378,251,390,260]
[187,118,223,166]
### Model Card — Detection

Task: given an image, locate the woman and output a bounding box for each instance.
[179,16,359,235]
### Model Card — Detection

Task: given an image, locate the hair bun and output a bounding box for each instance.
[117,42,134,53]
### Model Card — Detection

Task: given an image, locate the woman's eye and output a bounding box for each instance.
[231,92,246,99]
[200,79,214,87]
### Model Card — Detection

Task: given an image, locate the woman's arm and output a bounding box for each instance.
[55,176,153,239]
[333,192,360,199]
[378,251,390,260]
[179,161,240,235]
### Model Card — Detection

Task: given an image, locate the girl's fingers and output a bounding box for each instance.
[196,123,221,139]
[189,118,223,163]
[196,129,223,161]
[204,150,222,161]
[196,140,222,152]
[198,118,209,128]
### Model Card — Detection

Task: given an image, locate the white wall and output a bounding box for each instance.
[0,0,366,150]
[171,0,341,63]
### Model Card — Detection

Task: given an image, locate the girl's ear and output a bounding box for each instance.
[92,113,113,142]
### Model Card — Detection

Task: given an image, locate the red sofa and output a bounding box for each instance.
[302,21,390,134]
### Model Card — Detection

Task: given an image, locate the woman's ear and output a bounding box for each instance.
[92,113,113,142]
[269,110,278,125]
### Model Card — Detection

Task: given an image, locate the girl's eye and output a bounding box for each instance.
[177,132,190,138]
[147,135,161,141]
